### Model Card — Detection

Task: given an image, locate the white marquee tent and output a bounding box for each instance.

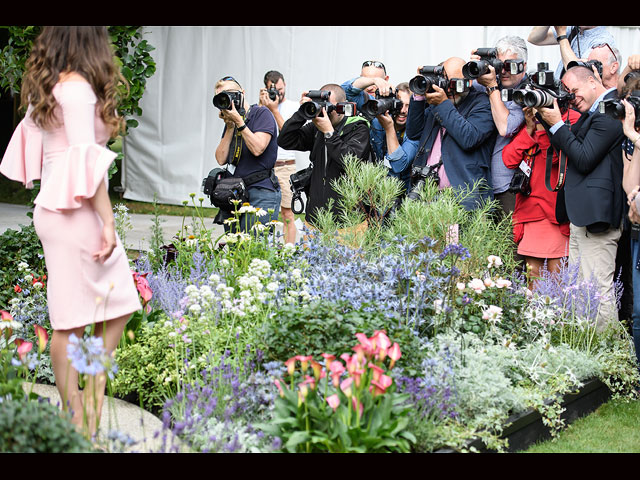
[121,25,640,206]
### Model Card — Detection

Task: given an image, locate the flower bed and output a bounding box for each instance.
[1,157,638,453]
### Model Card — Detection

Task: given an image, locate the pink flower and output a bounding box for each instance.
[296,355,313,372]
[274,378,285,397]
[326,394,340,412]
[352,397,364,417]
[340,377,353,397]
[34,325,49,354]
[329,360,345,387]
[14,339,33,361]
[310,359,324,380]
[388,342,402,369]
[370,374,393,397]
[355,333,375,358]
[1,310,13,322]
[284,356,297,376]
[132,271,153,304]
[368,362,385,382]
[321,353,335,369]
[371,330,391,361]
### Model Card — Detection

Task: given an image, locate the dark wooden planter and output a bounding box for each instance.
[436,377,611,453]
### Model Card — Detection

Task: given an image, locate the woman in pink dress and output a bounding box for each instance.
[0,26,141,436]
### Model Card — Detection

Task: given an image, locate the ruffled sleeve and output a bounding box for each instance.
[0,107,43,189]
[35,82,115,212]
[35,143,116,210]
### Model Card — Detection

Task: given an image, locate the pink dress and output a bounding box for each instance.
[0,81,141,330]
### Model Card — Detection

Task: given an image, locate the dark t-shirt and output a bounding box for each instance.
[223,104,278,190]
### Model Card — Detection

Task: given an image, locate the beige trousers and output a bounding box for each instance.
[569,223,622,330]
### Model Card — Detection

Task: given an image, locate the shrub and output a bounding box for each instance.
[0,397,94,453]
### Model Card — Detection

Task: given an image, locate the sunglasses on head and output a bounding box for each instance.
[362,60,386,74]
[592,43,618,63]
[220,76,242,89]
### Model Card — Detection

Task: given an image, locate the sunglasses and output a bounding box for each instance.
[362,60,386,74]
[220,76,242,89]
[593,43,618,63]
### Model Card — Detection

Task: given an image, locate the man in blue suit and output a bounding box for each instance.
[405,57,497,210]
[537,63,625,329]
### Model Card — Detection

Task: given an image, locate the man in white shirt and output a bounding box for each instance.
[260,70,300,244]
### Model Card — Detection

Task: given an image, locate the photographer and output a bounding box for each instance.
[370,82,414,192]
[259,70,299,244]
[468,36,528,218]
[341,60,392,161]
[213,76,281,232]
[528,26,617,81]
[502,105,581,288]
[619,75,640,372]
[277,84,371,227]
[536,64,625,329]
[405,57,497,210]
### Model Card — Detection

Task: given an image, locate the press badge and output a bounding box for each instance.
[518,161,531,177]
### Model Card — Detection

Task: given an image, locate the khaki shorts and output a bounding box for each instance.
[274,163,297,209]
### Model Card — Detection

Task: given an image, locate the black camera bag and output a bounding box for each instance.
[211,169,275,211]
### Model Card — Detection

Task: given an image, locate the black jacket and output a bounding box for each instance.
[277,111,371,226]
[550,90,625,230]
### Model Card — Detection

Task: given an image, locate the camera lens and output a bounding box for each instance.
[213,92,232,110]
[410,75,432,95]
[462,60,489,79]
[523,89,554,108]
[300,101,321,120]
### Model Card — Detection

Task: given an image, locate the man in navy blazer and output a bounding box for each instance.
[537,63,625,329]
[405,57,497,210]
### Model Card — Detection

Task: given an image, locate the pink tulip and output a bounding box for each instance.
[1,310,12,321]
[326,394,340,412]
[388,342,402,369]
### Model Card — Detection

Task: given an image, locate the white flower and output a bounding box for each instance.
[266,282,279,292]
[487,255,503,268]
[434,298,444,314]
[188,304,202,315]
[238,205,257,214]
[32,282,43,289]
[468,278,486,293]
[482,305,503,323]
[456,282,466,291]
[495,278,512,289]
[252,223,268,232]
[483,277,495,288]
[255,208,268,217]
[17,262,29,272]
[23,274,33,283]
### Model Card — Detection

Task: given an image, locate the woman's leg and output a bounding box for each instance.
[526,256,566,290]
[49,326,86,428]
[83,314,130,437]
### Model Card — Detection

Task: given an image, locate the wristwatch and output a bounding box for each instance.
[487,85,499,95]
[324,131,334,139]
[556,34,568,42]
[237,123,247,132]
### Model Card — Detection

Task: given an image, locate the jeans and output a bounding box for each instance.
[630,239,640,371]
[222,186,281,234]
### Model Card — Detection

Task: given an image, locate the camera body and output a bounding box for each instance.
[406,163,441,201]
[509,62,575,110]
[289,166,314,214]
[299,90,356,120]
[463,48,505,79]
[361,89,404,119]
[212,90,245,115]
[599,91,640,128]
[409,66,449,95]
[267,86,279,102]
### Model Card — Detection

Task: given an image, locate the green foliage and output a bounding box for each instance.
[257,300,424,375]
[0,223,46,310]
[0,397,94,453]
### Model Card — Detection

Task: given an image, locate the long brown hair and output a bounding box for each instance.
[20,26,127,138]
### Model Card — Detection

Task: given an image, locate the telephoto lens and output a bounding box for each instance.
[213,91,233,110]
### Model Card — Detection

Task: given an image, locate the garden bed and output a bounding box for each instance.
[436,377,612,453]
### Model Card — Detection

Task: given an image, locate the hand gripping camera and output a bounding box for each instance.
[361,89,404,119]
[299,90,357,120]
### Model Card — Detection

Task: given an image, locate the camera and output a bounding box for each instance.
[299,90,356,120]
[289,166,313,214]
[406,163,441,201]
[361,89,404,119]
[213,90,245,115]
[267,85,279,102]
[409,66,449,95]
[201,167,228,199]
[510,63,575,109]
[599,91,640,128]
[463,48,505,79]
[567,59,603,79]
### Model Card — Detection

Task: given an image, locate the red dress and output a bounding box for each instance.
[502,109,581,258]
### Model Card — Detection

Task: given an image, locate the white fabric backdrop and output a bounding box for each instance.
[122,26,640,206]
